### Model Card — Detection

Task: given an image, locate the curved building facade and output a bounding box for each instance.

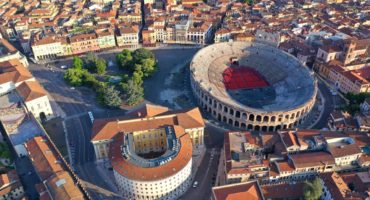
[190,42,317,131]
[109,126,193,200]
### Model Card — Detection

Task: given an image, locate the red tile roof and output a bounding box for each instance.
[110,125,193,181]
[289,151,335,168]
[16,81,47,102]
[212,181,264,200]
[25,136,64,181]
[91,104,204,141]
[44,171,84,200]
[261,182,304,199]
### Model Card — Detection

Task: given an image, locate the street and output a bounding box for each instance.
[28,60,122,199]
[25,47,341,200]
[28,48,208,199]
[181,122,226,200]
[312,79,345,129]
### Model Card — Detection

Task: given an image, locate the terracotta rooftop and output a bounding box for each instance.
[44,171,84,200]
[0,59,32,85]
[0,170,19,190]
[212,181,264,200]
[0,39,17,54]
[69,33,97,42]
[261,182,304,199]
[275,161,295,172]
[91,104,204,141]
[289,151,335,169]
[320,172,354,200]
[26,136,84,199]
[16,81,47,102]
[25,136,64,181]
[328,143,362,158]
[279,131,299,148]
[110,125,193,181]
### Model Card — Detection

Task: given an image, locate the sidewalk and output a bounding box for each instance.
[215,146,225,186]
[307,87,325,129]
[191,145,206,179]
[95,162,120,194]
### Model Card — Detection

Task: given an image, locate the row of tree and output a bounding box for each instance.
[64,55,122,107]
[72,52,107,75]
[116,48,157,106]
[64,48,157,108]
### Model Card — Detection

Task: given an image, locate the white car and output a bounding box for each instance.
[192,181,198,188]
[70,87,75,90]
[60,65,68,69]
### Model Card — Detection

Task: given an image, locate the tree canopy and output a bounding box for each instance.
[303,178,323,200]
[65,50,154,108]
[121,79,144,106]
[72,56,83,70]
[64,68,87,86]
[95,58,107,75]
[103,86,122,108]
[116,49,133,70]
[84,52,106,74]
[116,48,157,78]
[342,92,370,115]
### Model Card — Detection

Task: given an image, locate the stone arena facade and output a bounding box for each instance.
[190,42,318,131]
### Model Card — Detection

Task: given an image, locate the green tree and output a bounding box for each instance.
[303,178,323,200]
[1,151,11,159]
[72,56,84,70]
[116,49,133,70]
[83,72,97,86]
[342,92,370,115]
[64,68,86,86]
[84,52,98,71]
[132,48,155,61]
[140,58,156,77]
[132,70,143,85]
[95,58,107,75]
[103,86,122,108]
[121,79,144,106]
[131,48,157,77]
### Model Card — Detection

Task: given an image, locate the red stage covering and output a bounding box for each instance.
[223,67,269,90]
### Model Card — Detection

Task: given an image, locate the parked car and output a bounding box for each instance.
[60,65,68,69]
[192,181,198,188]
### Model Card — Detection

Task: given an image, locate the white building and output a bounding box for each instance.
[16,81,53,120]
[91,104,205,199]
[31,34,63,61]
[0,60,34,95]
[116,27,140,48]
[0,39,28,67]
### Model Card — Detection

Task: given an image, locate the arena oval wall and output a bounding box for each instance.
[190,41,318,131]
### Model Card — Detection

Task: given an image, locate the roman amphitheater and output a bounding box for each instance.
[190,41,318,131]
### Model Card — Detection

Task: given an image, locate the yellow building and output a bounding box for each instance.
[132,128,167,154]
[91,104,205,161]
[91,104,204,199]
